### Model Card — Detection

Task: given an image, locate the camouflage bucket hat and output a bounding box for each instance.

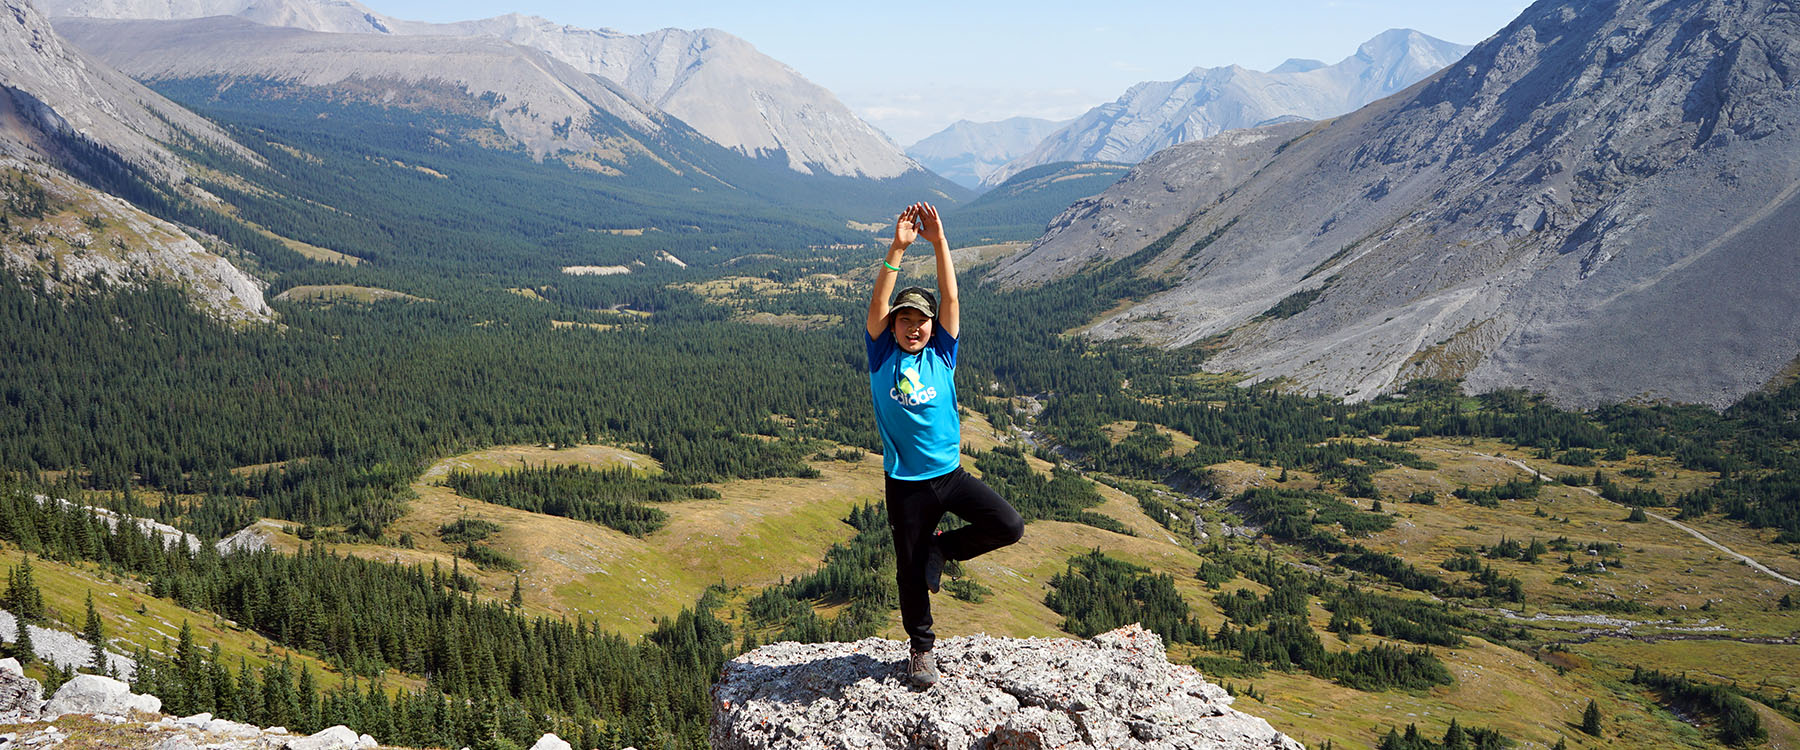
[891,287,937,318]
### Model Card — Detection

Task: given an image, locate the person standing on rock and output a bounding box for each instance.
[865,201,1025,687]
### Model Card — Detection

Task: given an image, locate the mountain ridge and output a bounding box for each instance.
[41,0,924,179]
[982,29,1471,187]
[989,0,1800,409]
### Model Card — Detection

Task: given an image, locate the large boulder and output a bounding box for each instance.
[285,725,366,750]
[530,733,573,750]
[710,624,1303,750]
[0,657,44,720]
[43,673,160,717]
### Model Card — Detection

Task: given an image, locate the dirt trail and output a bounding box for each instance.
[1479,453,1800,588]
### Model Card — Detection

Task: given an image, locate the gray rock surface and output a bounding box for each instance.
[0,163,273,320]
[991,0,1800,408]
[982,29,1470,187]
[711,624,1301,750]
[0,656,44,721]
[527,732,572,750]
[43,674,161,718]
[1,609,136,679]
[284,725,359,750]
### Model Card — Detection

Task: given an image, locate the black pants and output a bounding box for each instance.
[886,466,1024,653]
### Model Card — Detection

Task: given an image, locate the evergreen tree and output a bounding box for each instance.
[11,618,33,664]
[1443,718,1467,750]
[510,577,523,609]
[83,590,108,675]
[1552,737,1567,750]
[5,558,44,621]
[1581,699,1603,736]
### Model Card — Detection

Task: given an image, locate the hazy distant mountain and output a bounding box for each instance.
[42,0,924,179]
[906,117,1072,190]
[982,29,1470,187]
[990,0,1800,408]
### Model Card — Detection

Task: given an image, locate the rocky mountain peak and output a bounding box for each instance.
[990,0,1800,408]
[710,624,1302,750]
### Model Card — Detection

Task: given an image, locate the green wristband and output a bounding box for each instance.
[883,261,901,272]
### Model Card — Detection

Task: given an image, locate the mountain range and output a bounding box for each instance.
[979,29,1472,187]
[990,0,1800,409]
[40,0,922,179]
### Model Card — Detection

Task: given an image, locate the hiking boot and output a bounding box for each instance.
[925,533,945,594]
[907,649,938,687]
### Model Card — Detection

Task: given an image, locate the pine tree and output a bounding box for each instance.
[5,558,44,621]
[1581,699,1603,736]
[1552,737,1567,750]
[83,590,108,675]
[1443,718,1467,750]
[11,618,33,664]
[510,576,523,609]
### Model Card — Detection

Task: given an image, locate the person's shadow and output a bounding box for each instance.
[717,653,900,705]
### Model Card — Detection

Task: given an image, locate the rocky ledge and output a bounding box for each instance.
[710,624,1303,750]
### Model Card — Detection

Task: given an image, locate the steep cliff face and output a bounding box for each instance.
[0,0,244,178]
[991,0,1800,408]
[981,29,1470,188]
[711,625,1302,750]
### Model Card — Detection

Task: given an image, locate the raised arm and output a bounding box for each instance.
[916,203,958,339]
[867,205,918,339]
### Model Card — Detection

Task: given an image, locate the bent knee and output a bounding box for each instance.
[1000,517,1025,546]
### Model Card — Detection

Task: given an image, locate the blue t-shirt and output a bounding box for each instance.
[867,328,960,480]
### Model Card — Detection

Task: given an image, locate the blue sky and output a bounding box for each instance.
[370,1,1534,146]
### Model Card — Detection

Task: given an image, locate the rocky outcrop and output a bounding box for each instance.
[711,624,1301,750]
[0,663,576,749]
[1,159,272,324]
[981,29,1470,187]
[991,0,1800,408]
[0,658,44,722]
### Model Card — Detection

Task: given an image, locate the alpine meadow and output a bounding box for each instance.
[2,0,1798,749]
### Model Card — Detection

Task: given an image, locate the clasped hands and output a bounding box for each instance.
[892,202,947,250]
